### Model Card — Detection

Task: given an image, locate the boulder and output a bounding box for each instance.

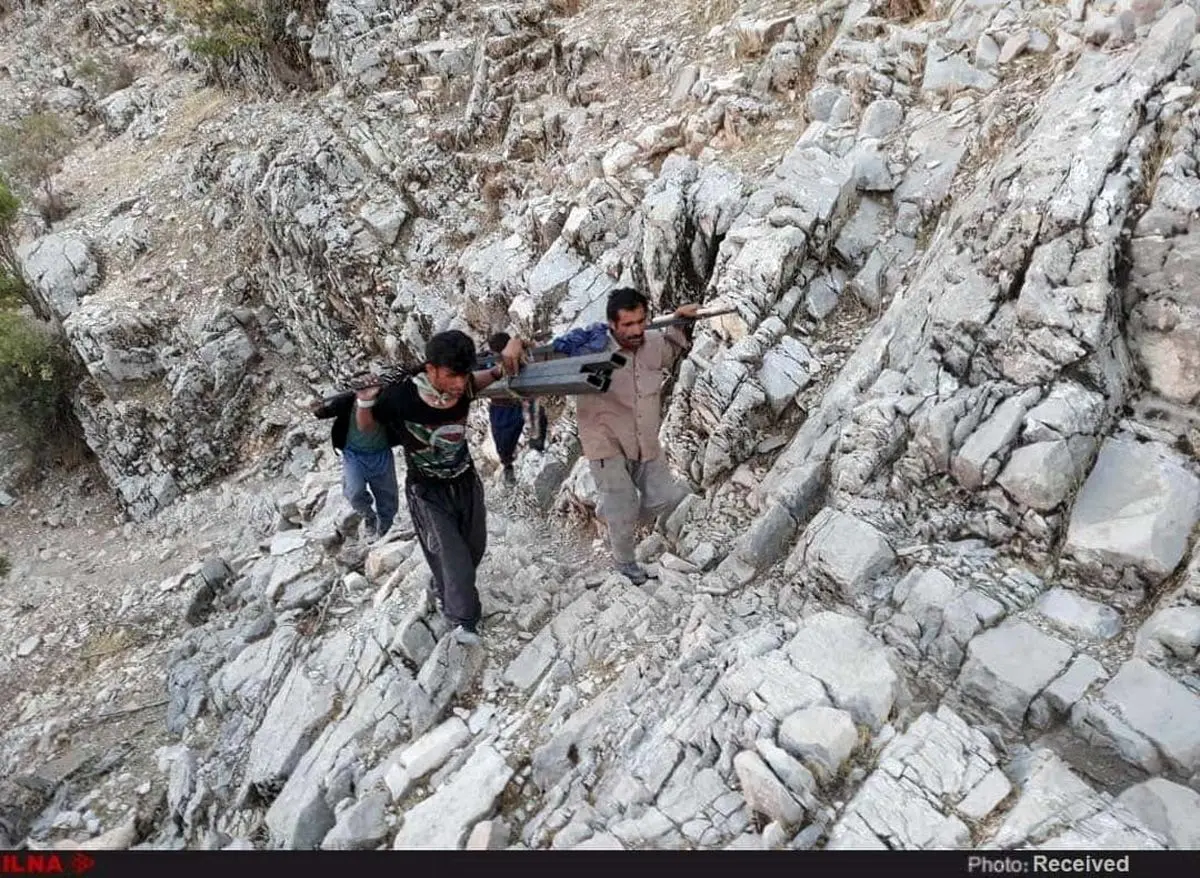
[391,746,513,849]
[17,232,100,317]
[778,707,859,782]
[1072,659,1200,775]
[1064,438,1200,584]
[784,612,903,731]
[1034,588,1123,641]
[733,751,805,827]
[1116,778,1200,850]
[956,620,1074,728]
[785,508,896,599]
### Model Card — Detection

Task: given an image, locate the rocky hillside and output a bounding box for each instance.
[1,0,1199,852]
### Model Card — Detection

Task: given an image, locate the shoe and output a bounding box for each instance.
[452,624,481,646]
[362,514,378,540]
[502,464,515,485]
[422,586,443,616]
[616,562,649,585]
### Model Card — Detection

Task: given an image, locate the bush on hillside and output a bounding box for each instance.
[172,0,263,57]
[0,309,74,447]
[0,173,40,317]
[0,112,74,221]
[0,271,23,309]
[75,55,137,97]
[170,0,325,76]
[0,172,21,277]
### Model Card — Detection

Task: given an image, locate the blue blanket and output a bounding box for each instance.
[552,322,610,357]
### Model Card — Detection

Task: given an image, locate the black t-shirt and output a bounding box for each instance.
[374,377,475,482]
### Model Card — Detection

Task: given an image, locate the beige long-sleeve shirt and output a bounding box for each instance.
[575,325,690,462]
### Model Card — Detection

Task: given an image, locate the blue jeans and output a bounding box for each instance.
[342,447,399,533]
[489,404,525,466]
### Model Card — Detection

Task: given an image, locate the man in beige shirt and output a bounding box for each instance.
[501,288,698,584]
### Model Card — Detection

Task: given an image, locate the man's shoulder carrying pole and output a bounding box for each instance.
[316,366,414,407]
[315,306,737,407]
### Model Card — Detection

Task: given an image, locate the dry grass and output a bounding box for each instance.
[710,122,795,175]
[886,0,932,21]
[548,0,583,15]
[75,56,138,98]
[160,87,234,149]
[731,23,766,59]
[1139,115,1184,205]
[79,625,143,665]
[479,167,513,213]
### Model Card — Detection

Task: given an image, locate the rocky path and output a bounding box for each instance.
[0,426,614,850]
[4,404,1197,851]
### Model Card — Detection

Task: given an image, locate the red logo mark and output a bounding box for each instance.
[0,854,65,874]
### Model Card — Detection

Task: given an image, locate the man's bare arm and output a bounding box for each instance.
[662,302,699,369]
[471,363,506,394]
[500,336,528,374]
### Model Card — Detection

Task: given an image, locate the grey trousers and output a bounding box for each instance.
[406,469,487,629]
[588,456,689,564]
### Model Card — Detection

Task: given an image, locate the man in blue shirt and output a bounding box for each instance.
[484,331,550,484]
[310,380,399,541]
[486,332,526,485]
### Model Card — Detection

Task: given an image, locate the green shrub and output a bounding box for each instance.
[172,0,264,57]
[0,113,73,221]
[75,56,137,97]
[0,172,17,225]
[0,176,81,472]
[75,56,102,79]
[0,174,19,276]
[169,0,327,86]
[0,309,74,446]
[0,554,9,580]
[0,271,23,310]
[0,174,36,315]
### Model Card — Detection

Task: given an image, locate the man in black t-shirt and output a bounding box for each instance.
[353,330,507,645]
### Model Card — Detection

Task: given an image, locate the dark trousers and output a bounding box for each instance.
[406,469,488,630]
[527,401,549,452]
[489,403,525,466]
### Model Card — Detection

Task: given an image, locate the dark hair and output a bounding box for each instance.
[425,330,477,376]
[606,287,649,323]
[487,331,510,354]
